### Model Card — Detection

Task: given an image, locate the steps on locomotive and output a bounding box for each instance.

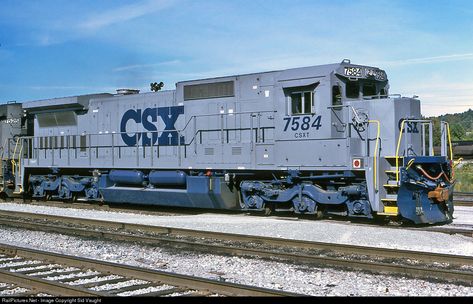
[383,156,404,166]
[377,156,402,216]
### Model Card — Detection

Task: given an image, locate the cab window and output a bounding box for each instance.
[346,81,359,98]
[332,85,342,106]
[290,91,314,115]
[362,83,376,96]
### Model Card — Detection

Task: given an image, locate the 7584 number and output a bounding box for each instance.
[283,115,322,131]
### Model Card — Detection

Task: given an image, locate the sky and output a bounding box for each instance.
[0,0,472,117]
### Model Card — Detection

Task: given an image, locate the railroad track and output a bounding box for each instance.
[0,243,300,297]
[0,210,472,287]
[3,199,472,238]
[453,192,473,207]
[3,197,473,231]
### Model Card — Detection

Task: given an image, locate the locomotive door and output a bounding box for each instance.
[221,101,247,164]
[97,105,112,166]
[197,102,224,164]
[197,101,243,165]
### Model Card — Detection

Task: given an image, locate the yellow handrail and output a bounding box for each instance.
[17,139,23,183]
[395,120,406,183]
[368,120,380,192]
[11,138,20,175]
[453,157,463,168]
[406,158,415,170]
[446,122,453,161]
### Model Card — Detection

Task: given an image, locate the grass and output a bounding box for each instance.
[454,162,473,193]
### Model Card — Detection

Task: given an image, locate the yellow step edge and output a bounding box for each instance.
[383,184,399,188]
[385,156,404,159]
[381,198,397,202]
[378,206,398,215]
[384,206,398,214]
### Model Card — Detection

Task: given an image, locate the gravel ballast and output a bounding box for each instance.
[0,202,472,296]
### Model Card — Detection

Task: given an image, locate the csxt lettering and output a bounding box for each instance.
[120,106,185,146]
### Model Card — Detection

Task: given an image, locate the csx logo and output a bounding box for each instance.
[398,119,419,134]
[120,106,185,146]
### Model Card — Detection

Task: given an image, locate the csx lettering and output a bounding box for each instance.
[283,115,322,132]
[398,119,419,134]
[120,106,184,146]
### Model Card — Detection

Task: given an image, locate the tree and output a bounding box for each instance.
[450,124,466,141]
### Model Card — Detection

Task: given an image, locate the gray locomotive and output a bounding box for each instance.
[3,60,456,224]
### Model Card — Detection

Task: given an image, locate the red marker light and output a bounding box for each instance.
[352,159,362,169]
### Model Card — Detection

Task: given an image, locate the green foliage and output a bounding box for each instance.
[425,108,473,146]
[421,109,473,192]
[455,162,473,192]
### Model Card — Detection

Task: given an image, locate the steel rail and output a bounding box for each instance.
[0,210,472,285]
[453,201,473,207]
[0,243,301,297]
[4,198,473,229]
[452,193,473,207]
[0,269,108,296]
[0,209,471,265]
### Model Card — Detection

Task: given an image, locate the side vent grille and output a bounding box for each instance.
[232,146,242,155]
[205,148,214,156]
[184,81,234,101]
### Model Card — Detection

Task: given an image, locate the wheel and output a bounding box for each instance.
[292,195,317,214]
[238,191,246,209]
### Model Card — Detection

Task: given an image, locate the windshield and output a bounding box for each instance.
[343,79,388,99]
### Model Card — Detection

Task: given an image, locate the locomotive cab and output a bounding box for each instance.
[322,61,455,224]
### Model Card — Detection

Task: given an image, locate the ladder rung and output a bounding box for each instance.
[385,170,397,174]
[385,156,404,159]
[383,184,399,188]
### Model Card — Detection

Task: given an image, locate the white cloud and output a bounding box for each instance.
[378,53,473,67]
[421,104,472,117]
[113,60,181,72]
[78,0,175,32]
[27,85,114,91]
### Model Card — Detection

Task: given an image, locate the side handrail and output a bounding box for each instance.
[20,110,278,152]
[327,106,380,191]
[368,120,380,192]
[10,137,21,176]
[18,139,24,181]
[181,110,277,133]
[0,138,7,179]
[445,122,453,161]
[0,138,7,159]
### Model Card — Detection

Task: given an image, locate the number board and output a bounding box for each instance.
[282,115,322,139]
